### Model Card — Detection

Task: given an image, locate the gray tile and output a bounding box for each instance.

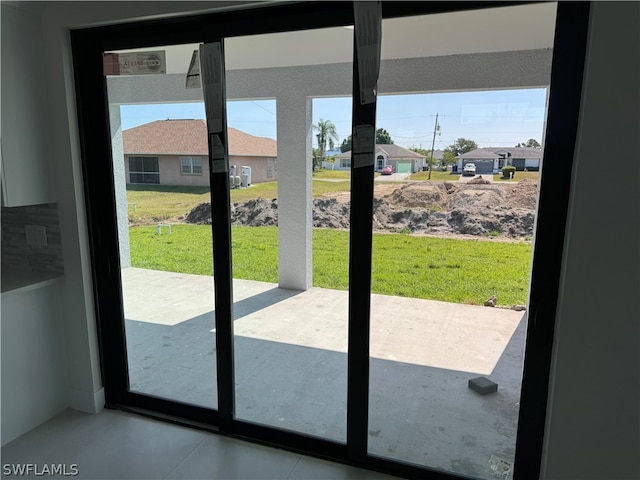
[165,434,300,480]
[287,456,399,480]
[2,409,207,480]
[68,415,206,479]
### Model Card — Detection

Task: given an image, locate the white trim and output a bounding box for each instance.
[68,387,105,414]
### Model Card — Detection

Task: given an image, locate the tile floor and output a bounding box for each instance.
[1,409,398,479]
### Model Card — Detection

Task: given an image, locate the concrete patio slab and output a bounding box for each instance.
[120,267,527,479]
[122,268,522,374]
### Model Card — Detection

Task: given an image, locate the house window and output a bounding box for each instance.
[129,156,159,184]
[181,156,203,175]
[267,158,276,179]
[341,158,351,169]
[513,158,526,171]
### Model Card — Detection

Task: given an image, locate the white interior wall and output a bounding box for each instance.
[1,282,68,446]
[3,1,634,475]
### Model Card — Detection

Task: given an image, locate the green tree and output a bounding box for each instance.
[516,138,541,148]
[444,137,478,157]
[312,148,323,171]
[442,151,457,165]
[339,128,394,153]
[340,136,352,153]
[313,119,339,170]
[376,128,394,144]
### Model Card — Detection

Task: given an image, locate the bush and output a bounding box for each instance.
[502,166,516,179]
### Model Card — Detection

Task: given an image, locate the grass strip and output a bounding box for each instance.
[129,225,531,306]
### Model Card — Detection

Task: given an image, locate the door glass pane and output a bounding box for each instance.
[105,44,217,408]
[368,3,556,477]
[225,27,353,441]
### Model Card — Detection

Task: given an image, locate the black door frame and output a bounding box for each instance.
[71,2,590,478]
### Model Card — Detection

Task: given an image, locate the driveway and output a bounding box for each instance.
[375,172,411,182]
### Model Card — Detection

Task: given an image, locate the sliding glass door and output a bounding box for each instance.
[104,43,217,409]
[72,2,589,478]
[367,5,557,478]
[224,27,353,441]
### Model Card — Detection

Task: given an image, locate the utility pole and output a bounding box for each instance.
[428,113,440,180]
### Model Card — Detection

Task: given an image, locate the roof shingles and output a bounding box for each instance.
[123,119,277,157]
[459,147,542,158]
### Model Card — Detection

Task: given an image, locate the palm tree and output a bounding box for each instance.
[313,119,338,170]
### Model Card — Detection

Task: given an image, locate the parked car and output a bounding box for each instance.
[381,165,395,175]
[462,163,476,176]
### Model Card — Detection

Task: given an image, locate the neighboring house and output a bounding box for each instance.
[333,144,426,173]
[456,147,542,174]
[122,119,277,186]
[430,149,444,163]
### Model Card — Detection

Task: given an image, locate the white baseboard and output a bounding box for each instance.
[68,387,105,414]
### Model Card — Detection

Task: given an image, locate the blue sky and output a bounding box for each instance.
[120,88,547,151]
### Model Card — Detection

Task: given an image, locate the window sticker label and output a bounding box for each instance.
[353,124,375,154]
[103,51,166,76]
[353,153,374,169]
[200,42,224,133]
[354,1,381,105]
[352,124,375,168]
[186,49,201,89]
[210,134,228,173]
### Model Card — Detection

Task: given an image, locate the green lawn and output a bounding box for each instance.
[312,169,352,179]
[126,185,211,223]
[493,171,540,182]
[129,224,531,306]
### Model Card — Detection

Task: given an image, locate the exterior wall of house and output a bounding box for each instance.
[383,157,424,173]
[524,158,540,169]
[330,158,351,170]
[456,157,543,173]
[159,156,210,187]
[456,158,496,174]
[124,155,278,186]
[229,156,278,184]
[332,156,424,172]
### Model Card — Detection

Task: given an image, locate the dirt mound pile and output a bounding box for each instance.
[450,186,506,211]
[467,176,492,185]
[505,178,538,209]
[313,198,350,229]
[384,183,451,210]
[185,203,212,224]
[185,180,538,238]
[232,198,278,226]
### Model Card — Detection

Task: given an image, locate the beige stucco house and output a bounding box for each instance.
[123,119,277,186]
